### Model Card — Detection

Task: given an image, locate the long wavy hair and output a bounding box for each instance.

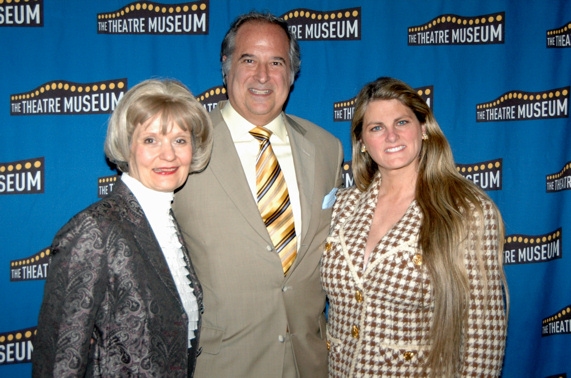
[351,77,507,377]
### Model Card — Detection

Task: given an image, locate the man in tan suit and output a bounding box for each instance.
[174,11,343,377]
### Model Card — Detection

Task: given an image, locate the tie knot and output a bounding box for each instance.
[250,126,272,142]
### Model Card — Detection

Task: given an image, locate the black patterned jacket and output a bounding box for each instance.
[32,180,202,377]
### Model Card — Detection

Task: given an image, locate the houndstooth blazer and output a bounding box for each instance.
[321,175,507,377]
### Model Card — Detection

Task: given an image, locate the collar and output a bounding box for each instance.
[221,101,288,142]
[121,173,173,216]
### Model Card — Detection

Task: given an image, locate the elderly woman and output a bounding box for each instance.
[32,79,212,377]
[322,77,508,377]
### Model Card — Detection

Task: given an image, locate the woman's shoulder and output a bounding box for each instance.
[57,187,134,236]
[50,191,138,259]
[77,191,128,221]
[335,185,361,204]
[469,191,498,214]
[330,186,364,221]
[460,192,501,229]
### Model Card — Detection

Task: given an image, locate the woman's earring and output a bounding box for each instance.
[361,144,367,153]
[422,133,428,140]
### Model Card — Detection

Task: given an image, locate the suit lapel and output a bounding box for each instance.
[208,105,271,240]
[284,115,315,267]
[115,182,183,307]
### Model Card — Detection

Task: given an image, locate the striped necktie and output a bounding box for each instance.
[249,126,297,274]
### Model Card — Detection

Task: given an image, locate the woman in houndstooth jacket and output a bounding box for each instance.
[321,77,508,377]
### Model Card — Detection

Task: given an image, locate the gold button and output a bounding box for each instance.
[351,325,359,339]
[324,242,332,252]
[355,290,363,302]
[412,253,423,266]
[326,340,331,351]
[403,351,415,361]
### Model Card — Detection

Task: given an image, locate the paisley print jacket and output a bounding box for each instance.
[33,180,202,377]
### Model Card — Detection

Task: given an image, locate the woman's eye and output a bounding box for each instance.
[144,138,155,144]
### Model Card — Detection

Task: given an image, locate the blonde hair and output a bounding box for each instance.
[351,77,508,377]
[104,79,213,174]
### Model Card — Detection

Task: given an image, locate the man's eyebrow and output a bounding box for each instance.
[272,56,287,63]
[237,54,287,63]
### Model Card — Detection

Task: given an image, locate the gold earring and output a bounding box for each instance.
[422,133,428,140]
[361,144,367,153]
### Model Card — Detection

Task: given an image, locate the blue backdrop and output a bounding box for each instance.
[1,1,570,376]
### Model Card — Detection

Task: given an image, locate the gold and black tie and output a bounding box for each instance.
[250,126,297,274]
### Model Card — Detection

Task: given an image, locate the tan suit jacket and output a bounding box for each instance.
[174,101,343,378]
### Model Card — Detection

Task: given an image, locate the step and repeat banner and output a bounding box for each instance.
[1,0,569,376]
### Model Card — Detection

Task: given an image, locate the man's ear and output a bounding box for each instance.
[222,55,228,84]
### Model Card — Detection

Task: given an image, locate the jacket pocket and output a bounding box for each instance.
[198,325,224,355]
[378,343,429,368]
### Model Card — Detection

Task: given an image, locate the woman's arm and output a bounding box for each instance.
[32,211,109,377]
[461,200,507,377]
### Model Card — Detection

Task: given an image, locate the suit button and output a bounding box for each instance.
[351,325,359,339]
[326,340,331,351]
[355,290,363,302]
[412,253,423,266]
[278,335,285,343]
[266,245,273,252]
[403,351,415,361]
[324,242,332,252]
